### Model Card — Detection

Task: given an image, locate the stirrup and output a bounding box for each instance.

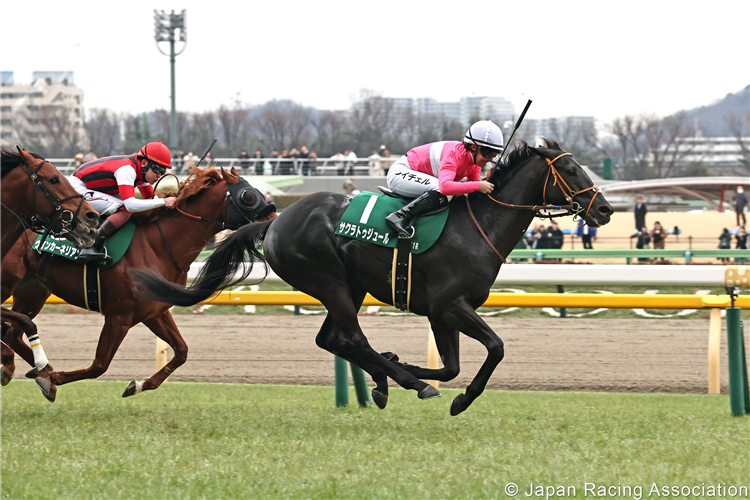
[397,226,415,239]
[78,248,110,264]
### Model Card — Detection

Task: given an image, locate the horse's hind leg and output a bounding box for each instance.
[316,312,389,409]
[384,317,461,383]
[1,340,15,386]
[316,287,440,403]
[49,315,131,387]
[122,309,187,398]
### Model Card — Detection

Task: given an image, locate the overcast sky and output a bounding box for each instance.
[5,0,748,123]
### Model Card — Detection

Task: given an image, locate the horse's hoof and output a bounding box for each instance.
[1,367,13,386]
[371,389,388,409]
[122,380,143,398]
[380,351,399,363]
[418,385,441,400]
[25,367,39,379]
[35,377,56,403]
[450,394,467,416]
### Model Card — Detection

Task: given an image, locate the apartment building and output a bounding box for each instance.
[0,71,86,151]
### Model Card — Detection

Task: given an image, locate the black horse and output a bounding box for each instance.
[133,139,613,415]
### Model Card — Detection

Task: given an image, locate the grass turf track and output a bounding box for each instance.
[2,381,748,499]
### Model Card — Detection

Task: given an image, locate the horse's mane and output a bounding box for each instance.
[497,138,562,170]
[488,138,563,187]
[130,167,227,226]
[1,147,44,178]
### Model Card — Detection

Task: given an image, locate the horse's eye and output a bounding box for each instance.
[50,177,60,185]
[565,169,576,176]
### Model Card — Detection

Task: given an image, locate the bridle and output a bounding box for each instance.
[484,152,601,221]
[1,158,87,242]
[151,172,273,274]
[467,151,602,263]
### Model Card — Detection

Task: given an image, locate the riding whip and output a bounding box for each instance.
[498,99,532,163]
[195,138,218,168]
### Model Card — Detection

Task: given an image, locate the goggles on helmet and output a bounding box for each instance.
[149,161,167,176]
[478,146,502,159]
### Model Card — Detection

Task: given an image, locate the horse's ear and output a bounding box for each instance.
[230,167,239,177]
[220,167,239,184]
[16,147,33,164]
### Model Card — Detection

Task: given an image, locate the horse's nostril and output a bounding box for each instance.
[86,211,100,222]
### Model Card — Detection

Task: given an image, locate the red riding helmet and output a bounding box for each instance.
[137,142,172,169]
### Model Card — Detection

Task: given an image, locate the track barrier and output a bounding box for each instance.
[6,265,748,414]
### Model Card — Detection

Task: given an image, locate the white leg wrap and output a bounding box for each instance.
[27,334,49,370]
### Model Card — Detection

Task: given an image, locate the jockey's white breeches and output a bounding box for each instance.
[385,156,441,198]
[70,176,124,216]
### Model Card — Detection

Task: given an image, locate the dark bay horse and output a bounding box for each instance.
[1,147,99,399]
[1,167,275,398]
[133,140,613,414]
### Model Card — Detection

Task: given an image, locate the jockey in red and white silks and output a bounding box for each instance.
[385,120,503,238]
[72,155,167,216]
[70,142,177,263]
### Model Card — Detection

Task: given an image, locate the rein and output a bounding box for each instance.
[470,151,601,263]
[2,158,88,251]
[154,172,233,229]
[485,152,601,220]
[151,173,230,274]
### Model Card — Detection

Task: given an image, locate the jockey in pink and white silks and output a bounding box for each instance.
[385,120,504,238]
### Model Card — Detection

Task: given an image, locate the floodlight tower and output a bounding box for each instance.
[154,9,187,156]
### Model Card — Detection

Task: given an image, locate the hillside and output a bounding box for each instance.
[675,85,749,137]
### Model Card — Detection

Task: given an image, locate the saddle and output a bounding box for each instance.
[32,221,136,269]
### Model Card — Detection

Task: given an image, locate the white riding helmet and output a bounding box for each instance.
[464,120,504,152]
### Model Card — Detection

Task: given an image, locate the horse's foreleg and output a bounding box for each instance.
[440,298,504,416]
[49,316,130,387]
[384,317,461,383]
[123,310,187,398]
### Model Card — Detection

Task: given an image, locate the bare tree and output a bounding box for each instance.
[36,105,87,157]
[645,113,695,178]
[609,115,650,180]
[85,108,121,156]
[252,100,312,152]
[348,89,409,154]
[310,110,350,157]
[218,105,251,155]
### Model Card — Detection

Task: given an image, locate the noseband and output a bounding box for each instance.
[486,151,601,220]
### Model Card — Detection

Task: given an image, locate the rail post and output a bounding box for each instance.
[726,307,749,416]
[334,356,371,407]
[350,364,371,407]
[334,356,349,407]
[707,308,721,394]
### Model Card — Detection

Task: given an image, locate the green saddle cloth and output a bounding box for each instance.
[32,221,137,269]
[334,191,449,254]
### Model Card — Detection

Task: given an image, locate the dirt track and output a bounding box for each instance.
[8,314,742,394]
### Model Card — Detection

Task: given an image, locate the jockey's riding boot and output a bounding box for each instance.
[77,220,116,265]
[385,191,449,239]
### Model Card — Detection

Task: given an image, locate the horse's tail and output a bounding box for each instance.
[131,219,273,307]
